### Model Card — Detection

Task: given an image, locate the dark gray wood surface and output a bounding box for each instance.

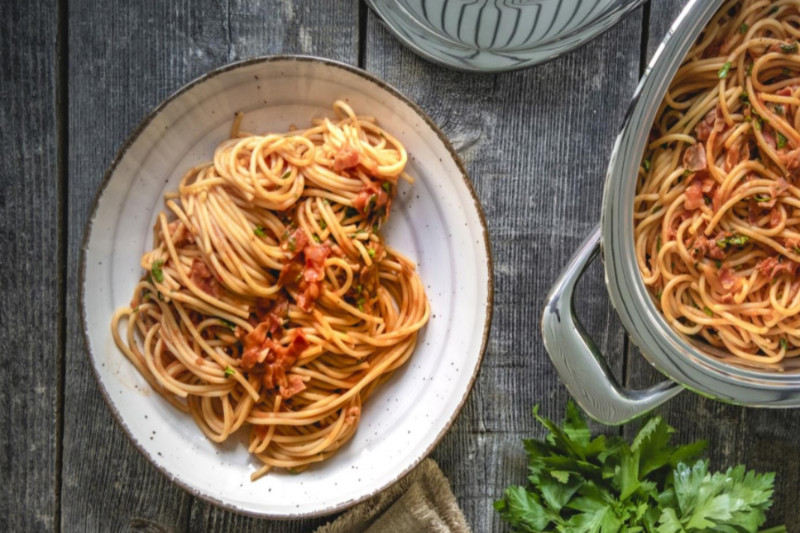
[3,0,799,531]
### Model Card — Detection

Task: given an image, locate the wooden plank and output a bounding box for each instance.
[365,7,645,531]
[0,0,60,530]
[186,1,360,531]
[64,0,360,531]
[63,1,233,531]
[624,1,800,527]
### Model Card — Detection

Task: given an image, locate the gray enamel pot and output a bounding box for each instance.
[542,0,800,425]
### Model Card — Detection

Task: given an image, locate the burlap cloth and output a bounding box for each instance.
[314,459,472,533]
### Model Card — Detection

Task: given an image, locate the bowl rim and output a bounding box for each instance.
[78,54,495,519]
[601,0,800,407]
[365,0,646,72]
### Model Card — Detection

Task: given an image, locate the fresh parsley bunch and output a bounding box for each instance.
[494,402,785,533]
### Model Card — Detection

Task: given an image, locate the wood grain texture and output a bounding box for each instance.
[624,0,800,527]
[64,1,231,531]
[365,7,644,531]
[64,0,360,532]
[0,0,60,530]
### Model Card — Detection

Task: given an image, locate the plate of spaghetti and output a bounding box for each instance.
[80,56,492,517]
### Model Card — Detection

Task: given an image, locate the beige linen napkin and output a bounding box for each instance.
[314,459,472,533]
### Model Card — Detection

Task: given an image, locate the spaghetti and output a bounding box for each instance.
[111,101,430,479]
[635,0,800,366]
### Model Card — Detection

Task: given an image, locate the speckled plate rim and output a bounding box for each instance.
[365,0,646,72]
[78,54,494,519]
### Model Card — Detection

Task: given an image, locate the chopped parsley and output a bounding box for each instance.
[703,306,714,317]
[254,225,266,237]
[655,289,663,299]
[643,158,651,171]
[367,247,376,258]
[288,236,297,252]
[319,219,327,230]
[345,207,359,218]
[715,260,722,269]
[382,182,392,193]
[781,338,789,351]
[717,61,732,79]
[770,6,779,14]
[224,366,236,378]
[656,235,662,252]
[222,319,236,331]
[777,132,788,149]
[780,42,799,54]
[740,91,749,104]
[151,260,165,283]
[774,104,785,115]
[754,194,771,202]
[747,63,754,76]
[717,234,750,248]
[357,297,365,311]
[132,306,140,313]
[313,235,321,243]
[739,22,748,34]
[281,170,291,179]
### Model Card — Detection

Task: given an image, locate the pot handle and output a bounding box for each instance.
[541,226,682,425]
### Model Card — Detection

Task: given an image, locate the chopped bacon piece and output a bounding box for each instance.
[167,220,194,246]
[684,180,705,210]
[281,228,309,258]
[696,107,725,141]
[333,144,360,171]
[771,177,790,198]
[693,234,725,260]
[241,323,270,372]
[280,375,306,399]
[353,183,391,216]
[303,244,331,283]
[683,143,707,172]
[770,206,782,228]
[718,267,740,291]
[190,258,220,297]
[254,294,289,336]
[296,281,320,312]
[241,327,310,394]
[757,256,800,279]
[763,130,777,150]
[781,148,800,181]
[724,143,741,172]
[277,260,303,286]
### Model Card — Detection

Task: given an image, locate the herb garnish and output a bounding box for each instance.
[151,260,165,283]
[254,226,266,237]
[494,402,784,532]
[718,61,732,78]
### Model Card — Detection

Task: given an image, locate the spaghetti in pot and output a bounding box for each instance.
[635,0,800,366]
[111,101,430,479]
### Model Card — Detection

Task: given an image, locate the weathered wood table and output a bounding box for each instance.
[5,1,800,531]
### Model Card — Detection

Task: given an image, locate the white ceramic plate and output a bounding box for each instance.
[80,56,493,518]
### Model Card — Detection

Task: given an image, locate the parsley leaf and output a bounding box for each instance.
[224,366,235,378]
[495,402,781,532]
[254,225,266,237]
[151,260,165,283]
[718,62,732,79]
